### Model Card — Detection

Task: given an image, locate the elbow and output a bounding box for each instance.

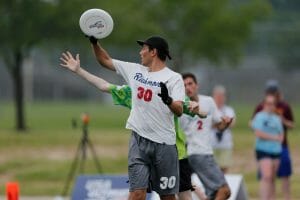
[99,86,110,93]
[170,101,183,117]
[175,107,183,117]
[98,59,114,71]
[96,57,107,67]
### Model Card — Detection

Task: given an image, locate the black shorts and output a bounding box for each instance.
[256,150,281,161]
[179,158,193,192]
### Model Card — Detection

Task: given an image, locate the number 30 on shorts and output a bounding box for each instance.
[160,176,176,189]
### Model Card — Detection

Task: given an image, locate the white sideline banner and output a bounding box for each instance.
[71,174,247,200]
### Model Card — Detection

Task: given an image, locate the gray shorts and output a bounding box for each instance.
[128,131,179,196]
[188,154,227,199]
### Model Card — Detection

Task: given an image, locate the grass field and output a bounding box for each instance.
[0,101,299,198]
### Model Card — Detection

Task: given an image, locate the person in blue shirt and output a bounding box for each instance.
[252,94,284,200]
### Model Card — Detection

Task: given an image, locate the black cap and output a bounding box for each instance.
[137,36,172,60]
[265,80,279,94]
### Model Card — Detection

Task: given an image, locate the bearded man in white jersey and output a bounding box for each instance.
[88,36,185,200]
[180,73,232,200]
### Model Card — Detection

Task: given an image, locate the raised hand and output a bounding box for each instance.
[158,82,173,105]
[60,51,81,73]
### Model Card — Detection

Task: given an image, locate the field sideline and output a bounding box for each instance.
[0,101,299,198]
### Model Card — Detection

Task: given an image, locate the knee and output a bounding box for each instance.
[129,189,147,200]
[222,185,231,198]
[262,174,274,182]
[215,184,231,200]
[160,194,176,200]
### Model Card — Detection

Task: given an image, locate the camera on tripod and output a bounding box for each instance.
[61,113,102,197]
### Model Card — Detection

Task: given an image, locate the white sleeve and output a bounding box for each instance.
[227,107,235,118]
[211,99,222,124]
[168,75,185,102]
[112,59,139,84]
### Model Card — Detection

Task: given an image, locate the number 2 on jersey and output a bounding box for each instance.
[197,120,203,130]
[137,87,152,102]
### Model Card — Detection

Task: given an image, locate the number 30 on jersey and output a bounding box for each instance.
[137,87,153,102]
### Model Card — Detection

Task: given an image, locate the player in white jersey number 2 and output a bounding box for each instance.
[180,73,233,200]
[89,36,185,200]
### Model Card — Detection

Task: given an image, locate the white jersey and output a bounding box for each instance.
[112,59,185,145]
[180,95,222,155]
[211,105,235,149]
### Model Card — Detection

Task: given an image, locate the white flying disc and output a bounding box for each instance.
[79,8,114,39]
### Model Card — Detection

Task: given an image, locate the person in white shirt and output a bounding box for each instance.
[180,73,233,200]
[87,36,185,200]
[211,85,236,174]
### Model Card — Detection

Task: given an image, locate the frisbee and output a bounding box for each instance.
[79,8,114,39]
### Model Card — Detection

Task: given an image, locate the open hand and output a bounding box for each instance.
[60,51,80,73]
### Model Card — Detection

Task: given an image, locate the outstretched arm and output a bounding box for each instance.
[60,51,110,93]
[89,37,115,71]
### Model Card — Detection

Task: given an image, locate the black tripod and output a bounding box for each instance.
[61,114,103,196]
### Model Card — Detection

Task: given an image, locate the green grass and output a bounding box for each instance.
[0,101,299,198]
[0,101,130,130]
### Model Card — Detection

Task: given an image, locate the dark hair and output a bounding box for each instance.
[148,46,167,61]
[182,73,197,83]
[138,36,171,60]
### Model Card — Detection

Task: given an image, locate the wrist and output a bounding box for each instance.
[89,36,98,45]
[165,97,173,105]
[74,66,82,74]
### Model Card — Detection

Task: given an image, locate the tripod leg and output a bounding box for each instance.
[87,138,103,173]
[79,138,87,173]
[61,139,82,196]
